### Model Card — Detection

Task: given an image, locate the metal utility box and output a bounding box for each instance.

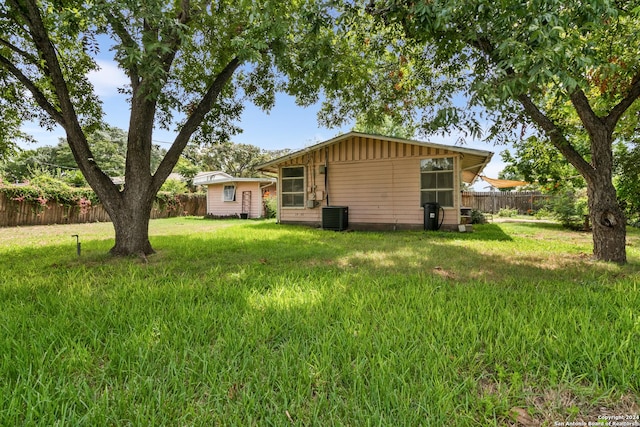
[322,206,349,231]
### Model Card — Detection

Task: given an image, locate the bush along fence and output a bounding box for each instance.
[0,185,206,227]
[461,191,550,214]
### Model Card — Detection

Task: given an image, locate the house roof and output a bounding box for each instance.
[111,172,185,185]
[257,131,493,184]
[192,171,276,186]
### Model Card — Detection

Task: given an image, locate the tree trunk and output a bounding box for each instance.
[518,92,628,264]
[107,194,155,256]
[588,177,626,264]
[581,118,627,264]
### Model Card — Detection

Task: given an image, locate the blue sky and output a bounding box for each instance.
[19,57,506,190]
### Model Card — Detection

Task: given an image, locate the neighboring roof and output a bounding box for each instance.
[479,175,529,189]
[257,131,493,184]
[193,171,275,186]
[112,172,185,185]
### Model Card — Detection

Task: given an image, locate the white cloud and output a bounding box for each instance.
[87,60,129,97]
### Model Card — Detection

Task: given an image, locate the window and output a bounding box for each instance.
[281,166,305,207]
[420,157,454,207]
[223,185,236,202]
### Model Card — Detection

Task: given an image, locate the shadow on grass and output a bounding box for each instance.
[144,220,637,287]
[2,217,625,296]
[4,219,637,287]
[245,221,514,241]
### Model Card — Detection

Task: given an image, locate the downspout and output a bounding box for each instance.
[324,146,329,206]
[457,155,462,225]
[277,168,281,223]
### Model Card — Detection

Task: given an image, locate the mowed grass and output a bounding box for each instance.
[0,218,639,426]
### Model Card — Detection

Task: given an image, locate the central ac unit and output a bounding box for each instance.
[322,206,348,231]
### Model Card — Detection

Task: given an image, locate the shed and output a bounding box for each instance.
[193,171,276,219]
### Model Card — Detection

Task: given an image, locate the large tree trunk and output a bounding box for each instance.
[104,190,156,256]
[518,93,628,264]
[587,174,627,264]
[583,125,627,264]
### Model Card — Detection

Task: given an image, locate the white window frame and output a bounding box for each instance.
[223,184,236,202]
[281,166,305,208]
[420,157,455,208]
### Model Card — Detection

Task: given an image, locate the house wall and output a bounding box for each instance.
[277,134,461,229]
[207,182,268,218]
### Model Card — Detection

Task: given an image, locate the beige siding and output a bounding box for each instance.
[277,135,463,228]
[328,158,459,227]
[207,182,267,218]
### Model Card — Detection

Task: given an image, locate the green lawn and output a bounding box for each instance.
[1,218,638,425]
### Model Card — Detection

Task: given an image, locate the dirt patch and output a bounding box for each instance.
[479,379,640,426]
[528,388,640,426]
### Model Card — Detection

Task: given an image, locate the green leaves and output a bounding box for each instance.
[186,141,284,178]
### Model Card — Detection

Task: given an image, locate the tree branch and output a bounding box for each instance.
[569,89,607,137]
[518,93,596,182]
[0,53,64,123]
[605,71,640,130]
[0,36,39,65]
[157,0,193,76]
[467,32,598,182]
[10,0,78,128]
[9,0,118,199]
[103,8,141,90]
[152,57,242,191]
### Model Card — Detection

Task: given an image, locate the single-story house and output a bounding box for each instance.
[193,171,276,219]
[257,132,493,231]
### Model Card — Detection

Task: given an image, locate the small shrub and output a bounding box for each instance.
[29,173,73,194]
[61,170,87,187]
[534,208,553,220]
[470,209,486,224]
[160,178,188,194]
[264,196,277,219]
[546,189,588,230]
[204,213,240,220]
[155,192,183,213]
[497,207,518,217]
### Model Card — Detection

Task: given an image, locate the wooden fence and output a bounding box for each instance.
[2,190,549,226]
[461,191,550,214]
[0,192,207,228]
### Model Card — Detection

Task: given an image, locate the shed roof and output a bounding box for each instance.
[193,171,275,186]
[257,131,493,184]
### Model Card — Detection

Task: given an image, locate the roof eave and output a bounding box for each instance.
[194,177,276,186]
[462,151,494,184]
[256,131,493,171]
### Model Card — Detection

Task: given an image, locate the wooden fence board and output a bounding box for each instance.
[0,193,206,228]
[461,191,549,214]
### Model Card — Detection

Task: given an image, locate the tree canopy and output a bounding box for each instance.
[0,0,338,255]
[183,142,289,178]
[614,140,640,224]
[499,136,586,192]
[323,0,640,263]
[0,126,165,184]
